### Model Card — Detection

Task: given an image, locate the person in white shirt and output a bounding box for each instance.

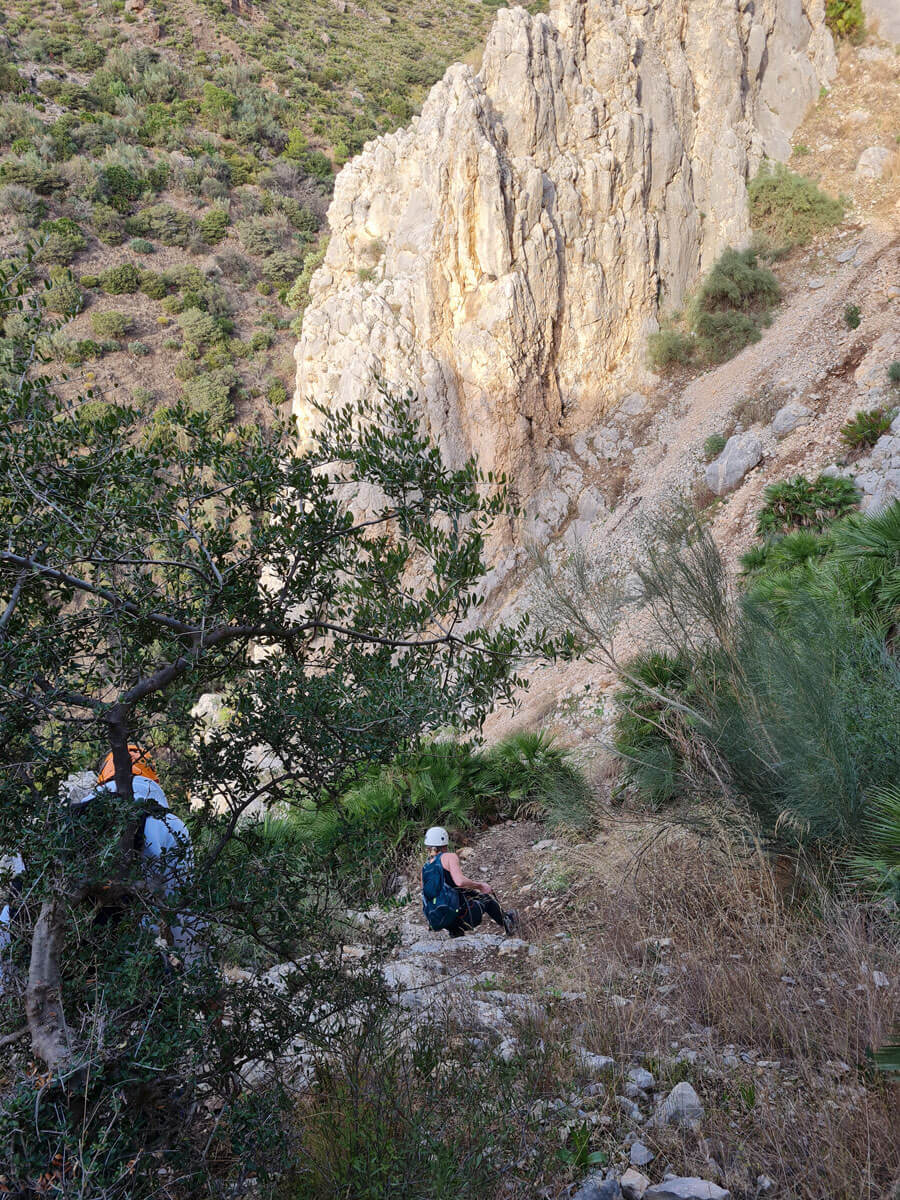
[0,746,198,994]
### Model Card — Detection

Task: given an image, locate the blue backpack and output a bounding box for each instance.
[422,853,461,931]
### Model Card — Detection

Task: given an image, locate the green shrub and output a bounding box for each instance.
[178,307,224,354]
[100,262,141,294]
[650,249,780,370]
[843,303,861,330]
[237,214,290,257]
[612,651,695,807]
[825,0,865,40]
[888,361,900,386]
[285,239,327,311]
[182,367,236,428]
[37,217,86,265]
[128,340,150,355]
[79,274,100,289]
[44,272,83,316]
[102,163,143,211]
[740,528,834,581]
[263,250,305,285]
[852,783,900,904]
[593,506,900,860]
[0,154,66,195]
[265,378,288,406]
[0,183,45,224]
[693,310,764,363]
[841,407,894,450]
[703,433,727,460]
[648,327,694,370]
[126,203,194,248]
[139,270,168,300]
[283,127,308,159]
[303,149,334,180]
[199,206,229,245]
[90,310,132,339]
[91,202,126,246]
[129,237,155,254]
[755,474,860,536]
[748,163,844,249]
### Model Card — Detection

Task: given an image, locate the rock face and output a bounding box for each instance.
[294,0,834,531]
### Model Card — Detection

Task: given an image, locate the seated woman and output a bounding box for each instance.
[422,826,518,938]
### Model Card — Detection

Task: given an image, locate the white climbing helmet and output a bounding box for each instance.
[424,826,449,848]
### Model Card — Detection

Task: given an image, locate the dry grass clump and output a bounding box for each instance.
[538,831,900,1199]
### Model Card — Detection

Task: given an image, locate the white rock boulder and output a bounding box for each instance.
[704,433,763,494]
[855,146,893,182]
[771,401,812,437]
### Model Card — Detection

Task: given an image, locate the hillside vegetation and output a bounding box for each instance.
[0,0,539,425]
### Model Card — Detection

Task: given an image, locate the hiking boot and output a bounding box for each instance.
[502,909,519,936]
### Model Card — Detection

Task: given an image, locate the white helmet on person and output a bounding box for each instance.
[424,826,449,848]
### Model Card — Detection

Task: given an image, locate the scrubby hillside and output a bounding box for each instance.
[0,0,532,425]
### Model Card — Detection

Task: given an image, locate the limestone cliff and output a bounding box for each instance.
[294,0,835,529]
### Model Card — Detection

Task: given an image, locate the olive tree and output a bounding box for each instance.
[0,260,546,1196]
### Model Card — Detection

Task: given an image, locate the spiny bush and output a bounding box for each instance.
[755,474,860,536]
[889,362,900,387]
[852,783,900,903]
[44,271,83,316]
[0,183,46,224]
[37,217,86,266]
[826,0,865,40]
[648,327,694,371]
[90,310,133,339]
[126,203,195,248]
[843,303,861,330]
[129,237,154,254]
[748,163,844,249]
[101,163,144,212]
[181,366,236,427]
[703,434,727,460]
[91,202,126,246]
[199,206,229,245]
[100,262,141,295]
[649,249,780,370]
[612,651,696,807]
[841,407,895,450]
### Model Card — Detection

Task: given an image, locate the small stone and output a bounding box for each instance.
[498,1039,517,1062]
[651,1081,704,1129]
[756,1176,775,1195]
[872,970,889,987]
[644,1180,730,1200]
[628,1067,656,1091]
[620,391,648,416]
[630,1139,656,1166]
[577,1048,616,1073]
[573,1179,623,1200]
[531,838,557,852]
[855,146,892,182]
[616,1095,644,1122]
[808,278,826,290]
[835,244,860,263]
[622,1169,652,1200]
[704,433,762,495]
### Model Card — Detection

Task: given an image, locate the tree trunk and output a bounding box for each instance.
[106,702,134,802]
[26,898,72,1071]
